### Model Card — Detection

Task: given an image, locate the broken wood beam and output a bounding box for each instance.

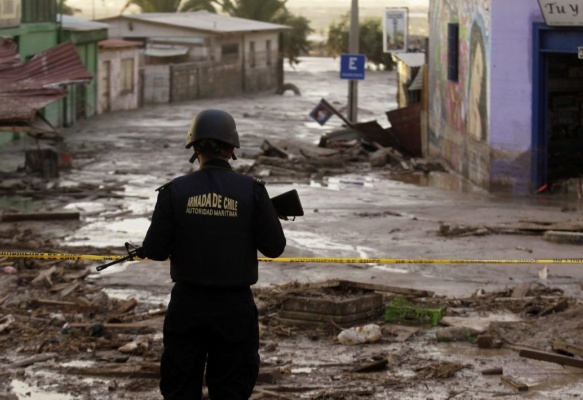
[519,349,583,369]
[481,367,503,375]
[1,211,80,222]
[552,340,583,358]
[8,353,58,369]
[68,322,156,331]
[61,363,159,379]
[29,298,77,307]
[351,358,388,373]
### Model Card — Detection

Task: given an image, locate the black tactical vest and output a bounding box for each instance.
[167,166,258,287]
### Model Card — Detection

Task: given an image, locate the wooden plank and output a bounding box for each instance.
[519,349,583,369]
[61,363,159,379]
[281,293,383,315]
[1,211,80,222]
[30,298,77,307]
[351,358,388,373]
[8,353,58,369]
[278,307,383,324]
[481,367,503,375]
[552,340,583,358]
[338,280,434,298]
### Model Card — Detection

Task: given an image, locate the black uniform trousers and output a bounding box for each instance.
[160,282,259,400]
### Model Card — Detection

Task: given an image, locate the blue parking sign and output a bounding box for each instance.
[340,54,366,80]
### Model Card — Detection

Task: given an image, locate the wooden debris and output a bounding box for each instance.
[320,279,433,298]
[481,367,503,375]
[59,282,81,299]
[511,282,532,298]
[519,349,583,369]
[1,211,80,222]
[68,321,157,332]
[7,353,58,369]
[114,298,138,315]
[351,358,388,373]
[500,375,529,392]
[63,268,90,280]
[31,266,57,287]
[539,298,569,316]
[476,335,502,349]
[30,298,77,307]
[252,389,295,400]
[552,340,583,358]
[61,362,159,378]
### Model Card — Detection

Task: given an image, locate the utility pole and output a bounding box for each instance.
[347,0,359,123]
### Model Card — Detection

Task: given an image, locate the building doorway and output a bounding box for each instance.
[533,24,583,192]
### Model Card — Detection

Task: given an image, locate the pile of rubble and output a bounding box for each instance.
[238,138,448,184]
[1,231,583,399]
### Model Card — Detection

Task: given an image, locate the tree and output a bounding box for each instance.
[58,0,81,15]
[276,12,312,65]
[121,0,182,13]
[326,13,394,71]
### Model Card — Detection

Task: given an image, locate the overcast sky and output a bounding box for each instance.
[68,0,429,19]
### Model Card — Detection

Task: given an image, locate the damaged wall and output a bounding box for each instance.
[427,0,544,193]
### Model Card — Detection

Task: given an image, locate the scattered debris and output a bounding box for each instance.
[337,324,382,345]
[519,349,583,370]
[500,375,529,392]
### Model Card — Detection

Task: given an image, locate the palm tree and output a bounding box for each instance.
[222,0,287,21]
[58,0,81,15]
[121,0,182,13]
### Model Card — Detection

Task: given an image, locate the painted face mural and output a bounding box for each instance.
[467,21,488,141]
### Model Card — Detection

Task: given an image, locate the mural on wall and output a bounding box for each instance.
[467,18,488,142]
[428,0,490,150]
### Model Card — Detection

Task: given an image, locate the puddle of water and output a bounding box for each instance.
[64,217,151,247]
[285,230,376,256]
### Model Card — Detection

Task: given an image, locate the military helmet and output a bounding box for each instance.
[185,109,240,149]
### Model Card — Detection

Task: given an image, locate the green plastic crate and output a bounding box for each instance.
[384,297,446,326]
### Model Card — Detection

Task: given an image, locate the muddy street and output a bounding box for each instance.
[2,57,583,399]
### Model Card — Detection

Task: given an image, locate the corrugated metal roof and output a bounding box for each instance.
[394,52,426,67]
[99,39,142,48]
[59,14,109,31]
[112,11,290,34]
[0,38,93,123]
[0,38,20,70]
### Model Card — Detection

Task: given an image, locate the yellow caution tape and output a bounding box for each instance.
[0,251,125,262]
[1,251,583,265]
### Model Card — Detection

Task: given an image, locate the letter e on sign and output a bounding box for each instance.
[340,54,366,80]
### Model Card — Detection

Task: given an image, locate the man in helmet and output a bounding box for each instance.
[138,109,286,399]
